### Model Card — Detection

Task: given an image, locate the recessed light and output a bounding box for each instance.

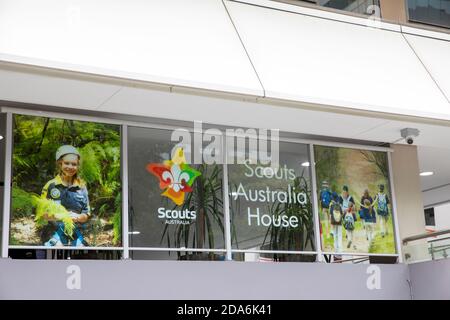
[129,231,141,235]
[0,135,3,140]
[301,162,310,167]
[420,172,434,177]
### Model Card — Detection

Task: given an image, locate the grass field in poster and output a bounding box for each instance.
[314,146,395,254]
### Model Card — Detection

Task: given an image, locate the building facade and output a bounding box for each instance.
[0,0,449,299]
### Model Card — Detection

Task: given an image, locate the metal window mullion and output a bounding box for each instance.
[1,113,12,258]
[321,251,398,257]
[129,247,227,252]
[121,125,130,260]
[309,144,323,262]
[222,135,233,261]
[9,245,123,251]
[231,249,317,255]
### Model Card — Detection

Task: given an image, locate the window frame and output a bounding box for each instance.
[0,107,402,263]
[405,0,450,30]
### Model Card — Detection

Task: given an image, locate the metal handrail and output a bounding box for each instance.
[429,235,450,243]
[402,229,450,245]
[429,244,450,251]
[429,242,450,260]
[332,256,369,264]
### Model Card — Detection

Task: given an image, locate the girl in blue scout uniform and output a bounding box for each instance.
[42,145,91,247]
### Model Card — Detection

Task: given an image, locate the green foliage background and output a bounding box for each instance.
[11,114,122,246]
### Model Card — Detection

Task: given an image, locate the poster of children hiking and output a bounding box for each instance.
[314,145,396,255]
[10,114,122,248]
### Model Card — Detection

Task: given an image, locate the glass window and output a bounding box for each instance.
[130,250,226,261]
[127,126,225,251]
[3,112,400,263]
[8,248,122,260]
[10,114,122,250]
[314,145,396,255]
[407,0,450,28]
[228,141,316,257]
[318,0,380,15]
[424,207,435,226]
[232,251,316,262]
[278,0,381,16]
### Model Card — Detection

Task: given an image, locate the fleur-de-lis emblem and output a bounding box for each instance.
[147,147,201,205]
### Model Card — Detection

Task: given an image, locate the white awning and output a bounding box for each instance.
[403,33,450,102]
[225,0,450,119]
[0,0,263,96]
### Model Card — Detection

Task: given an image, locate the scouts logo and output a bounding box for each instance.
[50,188,61,199]
[147,147,201,206]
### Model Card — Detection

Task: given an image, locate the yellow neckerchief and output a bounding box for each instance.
[54,174,85,188]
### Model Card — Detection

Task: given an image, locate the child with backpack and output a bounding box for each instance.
[330,192,343,254]
[319,180,333,239]
[374,184,390,237]
[340,185,356,249]
[359,189,376,243]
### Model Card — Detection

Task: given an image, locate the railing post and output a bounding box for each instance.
[430,242,435,260]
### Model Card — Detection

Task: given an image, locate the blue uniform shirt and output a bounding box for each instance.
[41,175,91,216]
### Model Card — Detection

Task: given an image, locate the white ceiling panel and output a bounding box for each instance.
[355,119,450,149]
[232,0,402,32]
[0,68,120,110]
[401,26,450,42]
[99,85,388,138]
[0,0,263,96]
[404,34,450,102]
[422,184,450,207]
[225,1,450,119]
[418,146,450,191]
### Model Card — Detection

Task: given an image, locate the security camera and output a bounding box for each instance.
[400,128,420,145]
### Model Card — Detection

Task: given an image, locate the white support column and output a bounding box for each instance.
[389,145,428,263]
[388,151,404,263]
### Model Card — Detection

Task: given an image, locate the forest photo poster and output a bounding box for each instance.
[10,114,122,248]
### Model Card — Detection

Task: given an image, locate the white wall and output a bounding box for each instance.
[391,145,426,240]
[410,258,450,299]
[391,144,428,262]
[423,185,450,208]
[0,259,412,299]
[434,203,450,231]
